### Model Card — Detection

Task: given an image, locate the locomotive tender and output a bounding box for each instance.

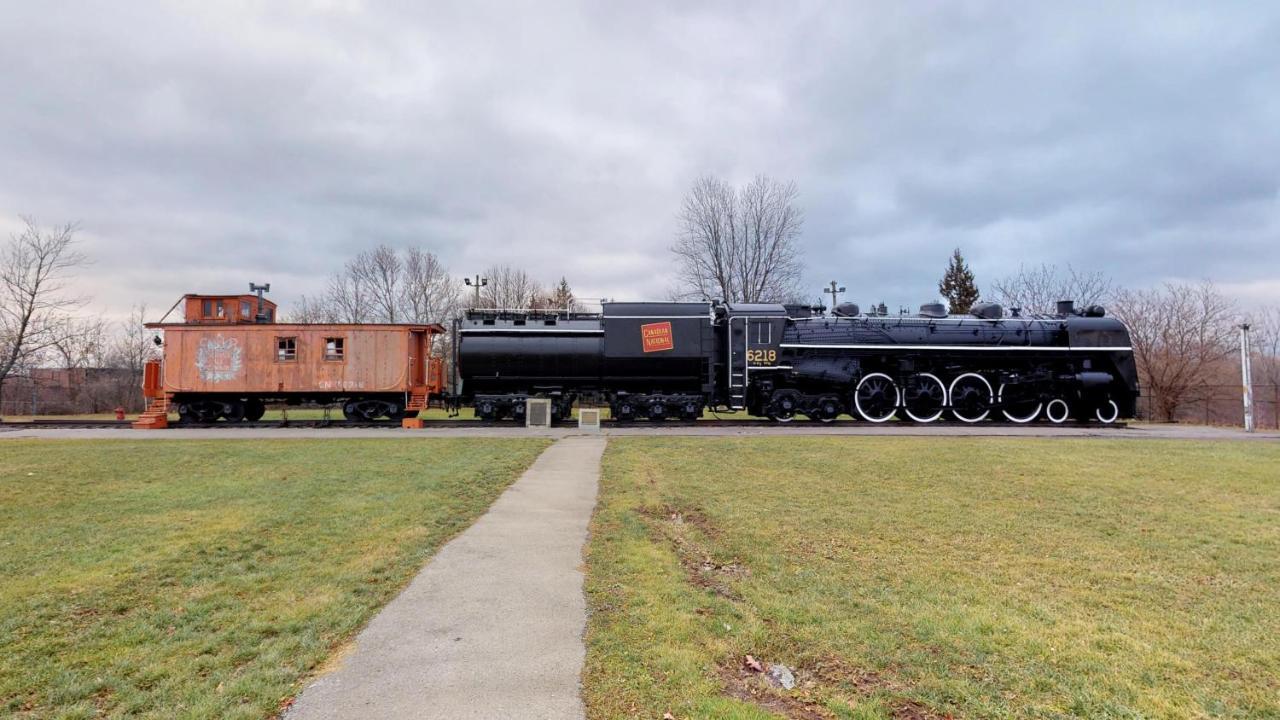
[456,299,1139,424]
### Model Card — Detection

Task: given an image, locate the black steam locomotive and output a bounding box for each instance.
[453,299,1138,424]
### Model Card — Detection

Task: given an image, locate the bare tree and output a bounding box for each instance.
[1,218,86,403]
[402,247,460,322]
[1249,306,1280,389]
[1111,281,1237,422]
[671,174,804,302]
[990,263,1115,315]
[350,245,403,322]
[479,265,543,309]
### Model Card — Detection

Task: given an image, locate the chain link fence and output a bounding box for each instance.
[1135,384,1279,429]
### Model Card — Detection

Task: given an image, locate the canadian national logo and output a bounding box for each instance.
[640,322,674,353]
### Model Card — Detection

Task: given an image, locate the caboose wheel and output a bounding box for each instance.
[854,373,900,423]
[244,399,265,422]
[221,400,245,423]
[948,373,992,423]
[903,373,946,423]
[997,383,1042,423]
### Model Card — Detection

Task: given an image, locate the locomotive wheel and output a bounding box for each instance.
[808,395,842,423]
[903,373,946,423]
[949,373,992,423]
[244,399,265,422]
[1094,398,1120,424]
[767,390,800,423]
[854,373,900,423]
[997,383,1042,424]
[1045,398,1070,424]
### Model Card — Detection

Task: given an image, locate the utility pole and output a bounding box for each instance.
[1240,323,1255,432]
[823,281,845,309]
[463,274,487,308]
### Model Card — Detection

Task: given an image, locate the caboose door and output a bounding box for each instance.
[409,330,427,389]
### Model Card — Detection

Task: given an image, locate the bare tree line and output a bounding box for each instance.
[294,245,461,324]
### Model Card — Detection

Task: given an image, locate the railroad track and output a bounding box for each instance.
[3,418,1126,431]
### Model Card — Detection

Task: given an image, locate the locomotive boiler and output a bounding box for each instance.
[454,299,1139,424]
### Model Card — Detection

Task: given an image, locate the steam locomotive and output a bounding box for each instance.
[455,299,1139,424]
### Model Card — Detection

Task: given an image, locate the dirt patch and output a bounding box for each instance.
[718,663,833,720]
[636,504,746,599]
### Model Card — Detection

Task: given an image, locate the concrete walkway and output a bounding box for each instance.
[284,436,605,720]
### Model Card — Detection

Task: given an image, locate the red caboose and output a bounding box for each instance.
[134,289,446,428]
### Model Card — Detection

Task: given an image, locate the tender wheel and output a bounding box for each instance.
[1094,398,1120,424]
[1045,398,1070,424]
[511,403,527,424]
[854,373,899,423]
[998,383,1042,424]
[767,390,800,423]
[680,401,701,421]
[647,402,667,422]
[949,373,992,423]
[614,400,635,423]
[903,373,946,423]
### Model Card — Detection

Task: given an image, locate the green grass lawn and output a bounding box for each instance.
[0,438,549,719]
[584,438,1280,720]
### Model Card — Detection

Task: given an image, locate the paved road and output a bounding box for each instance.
[3,423,1276,441]
[284,436,604,720]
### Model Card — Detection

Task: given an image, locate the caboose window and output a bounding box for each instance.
[324,337,345,361]
[241,301,251,318]
[276,337,297,361]
[202,299,212,317]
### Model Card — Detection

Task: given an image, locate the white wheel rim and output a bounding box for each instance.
[903,372,946,423]
[948,372,992,423]
[1046,399,1069,424]
[855,373,900,423]
[1095,400,1119,424]
[998,383,1042,424]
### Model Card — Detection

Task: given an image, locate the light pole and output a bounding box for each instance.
[1240,323,1255,433]
[464,275,487,308]
[823,281,845,309]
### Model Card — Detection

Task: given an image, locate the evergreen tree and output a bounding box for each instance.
[938,248,979,314]
[549,277,577,311]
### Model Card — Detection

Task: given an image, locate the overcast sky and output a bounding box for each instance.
[2,1,1277,319]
